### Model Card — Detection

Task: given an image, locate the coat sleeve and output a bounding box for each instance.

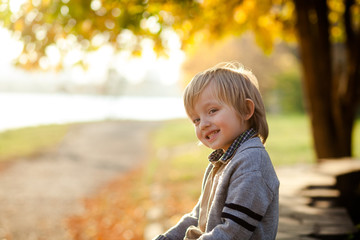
[154,200,201,240]
[154,164,214,240]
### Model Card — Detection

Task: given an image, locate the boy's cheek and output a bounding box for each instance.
[195,129,202,141]
[196,135,202,143]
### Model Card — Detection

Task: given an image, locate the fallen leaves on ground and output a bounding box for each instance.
[66,166,199,240]
[67,168,150,240]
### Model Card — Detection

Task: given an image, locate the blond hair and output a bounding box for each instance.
[183,62,269,143]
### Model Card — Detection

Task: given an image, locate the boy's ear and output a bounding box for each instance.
[244,98,255,120]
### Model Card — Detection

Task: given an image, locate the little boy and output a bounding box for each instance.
[154,62,279,240]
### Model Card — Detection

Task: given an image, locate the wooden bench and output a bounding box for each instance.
[277,159,360,239]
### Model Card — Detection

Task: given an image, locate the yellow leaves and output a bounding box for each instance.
[327,0,345,27]
[234,6,247,24]
[327,0,346,42]
[4,0,301,70]
[182,20,193,33]
[257,15,272,28]
[181,31,204,55]
[13,19,25,32]
[127,4,145,15]
[282,1,295,20]
[201,0,227,8]
[351,3,360,29]
[177,20,193,41]
[233,0,282,28]
[232,0,288,53]
[81,19,92,33]
[331,26,342,39]
[328,0,345,13]
[41,0,51,8]
[327,0,345,25]
[254,29,275,54]
[233,0,256,24]
[243,0,256,11]
[328,11,339,23]
[353,3,360,14]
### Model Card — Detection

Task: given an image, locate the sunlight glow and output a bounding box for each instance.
[60,5,69,16]
[90,0,102,11]
[0,27,23,64]
[45,44,61,66]
[9,0,27,13]
[0,24,185,86]
[140,16,161,34]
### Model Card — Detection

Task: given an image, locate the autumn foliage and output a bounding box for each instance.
[67,165,200,240]
[67,168,149,240]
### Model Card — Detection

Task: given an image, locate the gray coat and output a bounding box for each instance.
[155,137,279,240]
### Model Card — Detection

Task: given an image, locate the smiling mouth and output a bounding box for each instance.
[206,130,220,140]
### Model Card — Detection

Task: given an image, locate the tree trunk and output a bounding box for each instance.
[342,0,360,151]
[293,0,359,160]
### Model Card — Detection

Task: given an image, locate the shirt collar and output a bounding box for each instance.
[208,128,256,164]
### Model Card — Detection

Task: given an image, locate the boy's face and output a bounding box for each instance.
[189,83,250,151]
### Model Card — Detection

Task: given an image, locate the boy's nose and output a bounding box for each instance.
[200,119,210,129]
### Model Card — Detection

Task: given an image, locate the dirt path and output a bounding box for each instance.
[0,121,160,240]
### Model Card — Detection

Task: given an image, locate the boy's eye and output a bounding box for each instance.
[209,108,218,114]
[193,118,200,125]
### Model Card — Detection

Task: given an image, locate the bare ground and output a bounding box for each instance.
[0,121,160,240]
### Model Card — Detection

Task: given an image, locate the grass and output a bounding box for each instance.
[354,119,360,158]
[266,114,315,165]
[0,124,70,162]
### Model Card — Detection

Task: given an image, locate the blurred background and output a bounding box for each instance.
[0,0,306,131]
[0,30,302,130]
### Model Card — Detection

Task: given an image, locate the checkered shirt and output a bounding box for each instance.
[208,128,256,163]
